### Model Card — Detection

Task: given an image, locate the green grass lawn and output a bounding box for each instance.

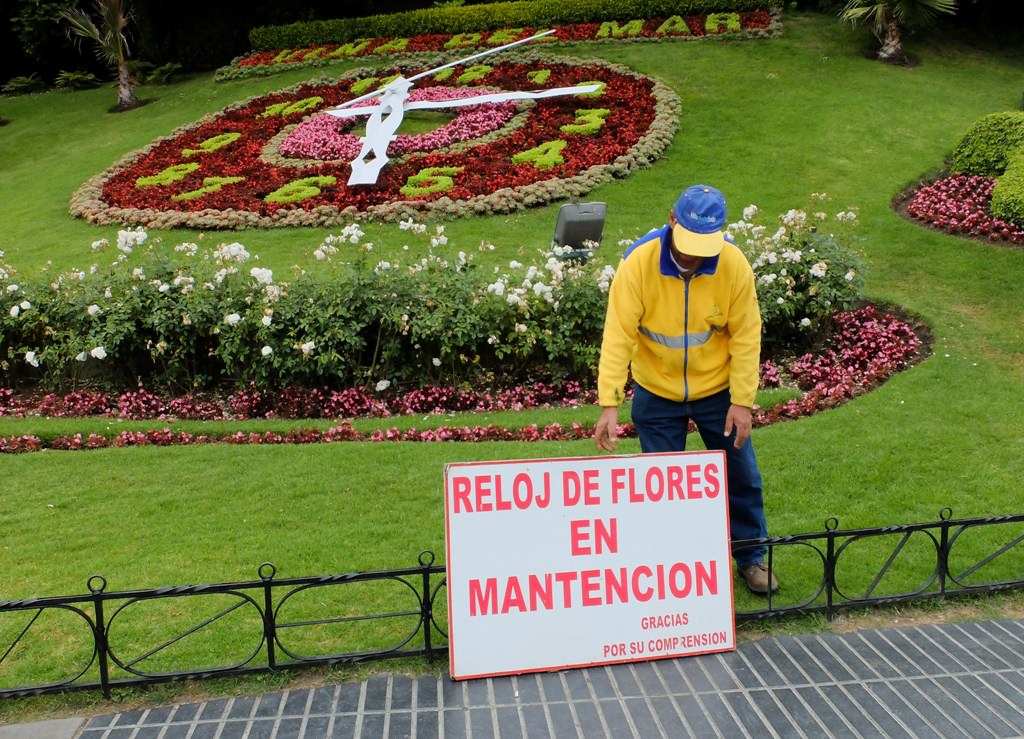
[1,9,1023,722]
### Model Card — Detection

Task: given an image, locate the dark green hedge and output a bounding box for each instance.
[249,0,772,50]
[991,149,1024,226]
[951,112,1024,177]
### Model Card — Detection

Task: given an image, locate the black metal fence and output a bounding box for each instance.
[2,510,1022,699]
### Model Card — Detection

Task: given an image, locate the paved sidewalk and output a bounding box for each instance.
[4,618,1023,738]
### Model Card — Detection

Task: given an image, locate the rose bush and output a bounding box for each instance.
[726,194,865,352]
[0,223,615,392]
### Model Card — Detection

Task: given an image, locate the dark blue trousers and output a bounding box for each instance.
[631,385,768,566]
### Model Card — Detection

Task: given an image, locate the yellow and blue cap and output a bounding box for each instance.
[672,184,727,257]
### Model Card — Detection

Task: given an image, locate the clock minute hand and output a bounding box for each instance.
[327,84,602,119]
[331,29,557,115]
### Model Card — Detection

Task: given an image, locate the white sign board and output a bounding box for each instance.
[444,451,735,680]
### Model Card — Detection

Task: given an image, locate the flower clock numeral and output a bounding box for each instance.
[172,176,245,202]
[265,176,338,204]
[560,108,610,135]
[400,166,465,197]
[135,163,200,187]
[512,140,568,169]
[259,96,325,118]
[182,132,241,158]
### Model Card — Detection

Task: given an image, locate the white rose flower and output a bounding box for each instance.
[224,313,241,326]
[432,357,441,367]
[25,351,39,367]
[75,351,89,362]
[375,379,391,392]
[90,346,107,360]
[250,267,273,285]
[261,345,273,357]
[87,304,102,316]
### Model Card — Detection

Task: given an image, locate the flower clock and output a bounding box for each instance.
[71,51,679,228]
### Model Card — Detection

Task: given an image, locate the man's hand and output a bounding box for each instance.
[724,404,753,449]
[594,406,620,452]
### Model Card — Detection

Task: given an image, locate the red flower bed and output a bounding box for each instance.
[906,174,1024,244]
[0,305,927,453]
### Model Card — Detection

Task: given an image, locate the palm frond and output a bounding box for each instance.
[59,0,132,69]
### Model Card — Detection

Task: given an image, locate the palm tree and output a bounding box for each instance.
[59,0,138,110]
[840,0,958,63]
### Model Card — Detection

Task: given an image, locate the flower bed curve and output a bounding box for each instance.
[0,305,929,453]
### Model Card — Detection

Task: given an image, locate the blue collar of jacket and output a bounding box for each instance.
[622,225,734,277]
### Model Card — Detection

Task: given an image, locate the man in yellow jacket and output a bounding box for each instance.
[594,184,778,595]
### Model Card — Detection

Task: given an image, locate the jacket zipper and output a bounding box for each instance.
[682,275,690,402]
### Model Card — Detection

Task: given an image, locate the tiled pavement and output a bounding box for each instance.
[5,618,1024,738]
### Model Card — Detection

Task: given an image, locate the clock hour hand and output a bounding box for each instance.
[326,84,602,119]
[347,76,413,186]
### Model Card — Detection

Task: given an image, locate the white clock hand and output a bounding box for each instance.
[327,84,601,119]
[331,29,556,115]
[331,28,577,187]
[347,76,413,185]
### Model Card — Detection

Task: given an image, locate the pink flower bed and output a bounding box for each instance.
[0,306,926,453]
[280,87,518,161]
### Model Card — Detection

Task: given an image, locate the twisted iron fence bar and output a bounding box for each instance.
[1,511,1022,699]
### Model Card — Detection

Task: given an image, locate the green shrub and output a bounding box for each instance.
[990,149,1024,226]
[146,62,183,85]
[54,70,101,90]
[249,0,770,49]
[951,112,1024,176]
[2,74,46,95]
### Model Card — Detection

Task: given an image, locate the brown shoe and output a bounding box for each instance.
[739,563,779,595]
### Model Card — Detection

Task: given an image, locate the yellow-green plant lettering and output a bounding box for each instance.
[560,109,611,135]
[512,140,567,169]
[400,166,464,197]
[265,176,337,204]
[182,132,242,158]
[136,163,200,188]
[171,176,245,202]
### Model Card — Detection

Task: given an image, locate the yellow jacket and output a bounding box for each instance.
[598,226,762,408]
